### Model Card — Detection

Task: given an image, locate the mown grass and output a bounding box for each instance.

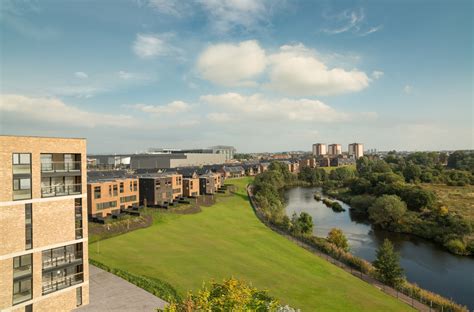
[89,177,413,311]
[421,183,474,221]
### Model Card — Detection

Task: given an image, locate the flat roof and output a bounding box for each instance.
[0,134,86,140]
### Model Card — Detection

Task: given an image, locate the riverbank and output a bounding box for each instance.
[285,186,473,310]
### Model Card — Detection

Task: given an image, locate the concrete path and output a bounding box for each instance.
[75,265,168,312]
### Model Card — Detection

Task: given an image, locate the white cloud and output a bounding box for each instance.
[403,85,413,94]
[131,101,191,114]
[201,92,351,123]
[133,33,170,59]
[145,0,188,16]
[197,40,266,87]
[0,94,136,128]
[322,9,381,36]
[74,72,88,79]
[207,112,232,123]
[117,70,151,81]
[266,44,370,96]
[372,70,384,79]
[197,0,272,33]
[50,86,106,98]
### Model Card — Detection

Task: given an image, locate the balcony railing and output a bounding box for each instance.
[13,265,32,279]
[75,228,83,239]
[12,164,31,175]
[42,252,83,270]
[13,189,32,201]
[41,161,81,173]
[42,272,83,295]
[41,184,81,198]
[13,289,32,305]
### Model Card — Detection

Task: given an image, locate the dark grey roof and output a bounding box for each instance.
[87,170,134,183]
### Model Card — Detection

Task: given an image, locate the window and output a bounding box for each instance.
[129,181,133,192]
[76,287,82,307]
[25,204,32,249]
[113,185,118,196]
[94,186,101,199]
[13,177,32,200]
[13,278,32,305]
[108,185,112,196]
[25,304,33,312]
[12,153,31,174]
[42,243,83,271]
[75,199,83,239]
[13,254,32,279]
[133,181,138,191]
[96,201,117,210]
[120,182,124,193]
[120,195,137,203]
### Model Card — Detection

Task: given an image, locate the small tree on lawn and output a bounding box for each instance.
[373,239,404,287]
[327,228,349,251]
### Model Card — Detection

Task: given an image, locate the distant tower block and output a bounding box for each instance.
[312,143,327,156]
[348,143,364,158]
[328,144,342,156]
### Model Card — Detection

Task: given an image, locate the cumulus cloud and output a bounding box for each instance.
[144,0,189,16]
[131,101,191,114]
[74,71,88,79]
[266,44,370,96]
[372,70,384,79]
[0,94,136,128]
[197,40,266,87]
[201,92,350,122]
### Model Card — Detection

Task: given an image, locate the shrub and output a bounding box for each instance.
[350,195,376,213]
[163,278,293,312]
[331,201,345,212]
[368,195,407,229]
[327,228,349,251]
[444,239,466,255]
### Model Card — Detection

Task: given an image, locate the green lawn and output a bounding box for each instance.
[90,177,412,311]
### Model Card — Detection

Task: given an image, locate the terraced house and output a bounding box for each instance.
[138,173,183,207]
[87,173,139,218]
[199,172,223,195]
[0,135,89,311]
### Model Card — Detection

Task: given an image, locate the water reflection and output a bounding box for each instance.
[284,186,474,309]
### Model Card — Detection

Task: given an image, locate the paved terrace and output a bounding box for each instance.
[75,265,167,312]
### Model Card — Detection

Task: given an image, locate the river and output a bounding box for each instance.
[284,186,474,310]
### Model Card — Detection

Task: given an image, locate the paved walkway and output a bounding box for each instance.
[75,266,167,312]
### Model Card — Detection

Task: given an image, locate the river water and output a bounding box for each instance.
[284,186,474,310]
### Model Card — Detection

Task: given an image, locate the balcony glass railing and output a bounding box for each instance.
[75,228,83,239]
[13,189,32,200]
[42,272,83,295]
[12,164,31,175]
[41,184,81,198]
[13,289,32,305]
[13,264,32,279]
[42,252,83,270]
[41,161,81,173]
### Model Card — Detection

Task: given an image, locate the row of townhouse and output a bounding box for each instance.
[86,168,224,218]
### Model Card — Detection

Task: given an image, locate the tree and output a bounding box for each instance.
[373,239,404,287]
[327,228,349,251]
[403,163,422,183]
[329,166,355,181]
[164,278,291,311]
[350,195,377,213]
[400,186,436,211]
[368,195,407,229]
[291,212,313,235]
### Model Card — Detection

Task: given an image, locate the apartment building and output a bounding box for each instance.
[0,135,89,311]
[87,176,139,218]
[348,143,364,159]
[299,158,317,169]
[183,175,200,198]
[138,173,183,207]
[328,144,342,156]
[312,143,327,157]
[199,172,222,195]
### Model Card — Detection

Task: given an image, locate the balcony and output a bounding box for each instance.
[13,189,32,201]
[42,252,83,270]
[41,184,81,198]
[13,288,32,305]
[41,161,81,173]
[12,164,31,175]
[42,272,83,295]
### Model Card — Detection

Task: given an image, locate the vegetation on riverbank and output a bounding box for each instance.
[252,163,467,311]
[90,177,413,311]
[298,151,474,255]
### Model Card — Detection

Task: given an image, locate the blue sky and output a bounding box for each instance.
[0,0,472,153]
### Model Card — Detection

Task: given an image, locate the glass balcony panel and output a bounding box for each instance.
[13,190,31,200]
[41,161,81,173]
[13,264,32,279]
[42,252,83,270]
[42,272,83,295]
[41,184,81,198]
[12,164,31,174]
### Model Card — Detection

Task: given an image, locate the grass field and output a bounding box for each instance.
[321,164,357,173]
[421,183,474,221]
[89,177,412,311]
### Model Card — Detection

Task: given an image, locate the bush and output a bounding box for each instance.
[368,195,407,229]
[331,201,345,212]
[444,239,466,255]
[327,228,349,251]
[163,278,293,312]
